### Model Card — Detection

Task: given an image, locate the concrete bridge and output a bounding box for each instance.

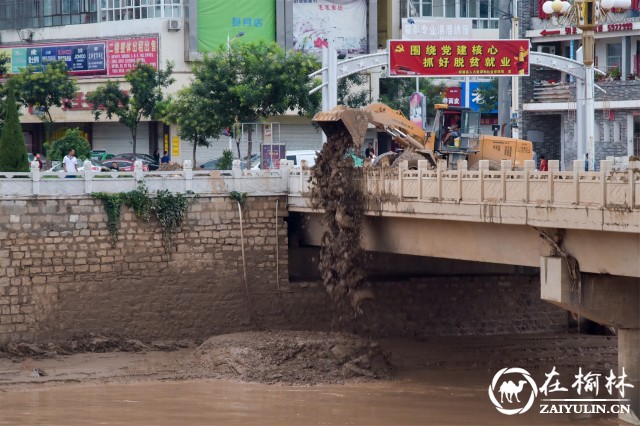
[1,157,639,423]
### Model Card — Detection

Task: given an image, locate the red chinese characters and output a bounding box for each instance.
[107,37,159,76]
[389,40,530,77]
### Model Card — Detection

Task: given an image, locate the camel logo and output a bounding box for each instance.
[488,367,538,415]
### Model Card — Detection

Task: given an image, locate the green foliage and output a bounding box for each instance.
[13,60,78,127]
[154,190,191,252]
[0,83,29,172]
[338,73,371,108]
[92,192,122,246]
[93,185,193,251]
[378,77,446,119]
[474,79,499,113]
[88,62,174,155]
[218,149,234,171]
[194,42,321,168]
[44,128,91,162]
[0,52,10,76]
[163,85,221,165]
[230,191,248,205]
[121,183,153,221]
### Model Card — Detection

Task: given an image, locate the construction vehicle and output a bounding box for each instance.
[312,102,533,169]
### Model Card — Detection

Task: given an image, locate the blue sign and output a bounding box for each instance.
[461,81,498,113]
[27,42,105,74]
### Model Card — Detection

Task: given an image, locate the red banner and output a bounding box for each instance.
[444,87,462,106]
[389,40,530,77]
[107,37,158,76]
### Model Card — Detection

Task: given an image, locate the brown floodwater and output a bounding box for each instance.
[0,371,622,425]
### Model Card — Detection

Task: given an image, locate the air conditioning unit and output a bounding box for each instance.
[537,45,556,55]
[168,19,182,31]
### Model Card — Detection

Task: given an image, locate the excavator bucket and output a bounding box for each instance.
[312,106,369,148]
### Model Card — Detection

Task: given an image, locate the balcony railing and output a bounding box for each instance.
[533,81,571,102]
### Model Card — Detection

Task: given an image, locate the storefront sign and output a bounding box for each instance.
[389,40,530,77]
[261,144,286,169]
[0,42,106,75]
[408,92,426,129]
[444,87,462,106]
[107,37,158,76]
[402,18,472,40]
[293,0,367,54]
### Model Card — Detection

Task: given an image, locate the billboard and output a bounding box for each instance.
[293,0,367,54]
[261,144,286,169]
[198,1,276,52]
[107,37,158,76]
[461,81,498,113]
[389,40,530,77]
[402,18,473,40]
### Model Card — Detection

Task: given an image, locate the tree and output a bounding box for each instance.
[378,77,446,121]
[473,79,499,113]
[0,82,29,172]
[44,128,91,162]
[88,62,174,156]
[13,60,78,141]
[194,42,320,169]
[163,85,222,165]
[338,73,370,108]
[217,149,234,170]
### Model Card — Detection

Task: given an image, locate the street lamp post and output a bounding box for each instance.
[227,31,245,52]
[542,0,630,171]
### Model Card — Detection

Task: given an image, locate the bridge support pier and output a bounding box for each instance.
[541,256,640,424]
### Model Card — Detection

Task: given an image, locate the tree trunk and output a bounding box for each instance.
[132,125,137,156]
[192,137,197,166]
[246,127,252,171]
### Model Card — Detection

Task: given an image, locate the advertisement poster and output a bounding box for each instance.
[402,18,473,40]
[107,37,158,76]
[389,40,530,77]
[0,41,106,75]
[444,87,462,106]
[293,0,367,54]
[408,92,426,129]
[197,2,276,52]
[261,144,286,169]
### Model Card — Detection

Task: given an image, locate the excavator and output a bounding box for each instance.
[312,102,533,169]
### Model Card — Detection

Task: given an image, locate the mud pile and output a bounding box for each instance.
[310,125,372,314]
[190,331,391,385]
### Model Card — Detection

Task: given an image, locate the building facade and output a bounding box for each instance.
[520,1,640,170]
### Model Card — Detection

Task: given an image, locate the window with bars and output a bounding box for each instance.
[408,0,499,29]
[100,0,182,22]
[0,0,97,29]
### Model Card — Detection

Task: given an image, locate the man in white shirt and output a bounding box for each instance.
[63,149,78,177]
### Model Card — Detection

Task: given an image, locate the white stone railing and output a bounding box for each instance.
[290,159,640,210]
[0,159,292,197]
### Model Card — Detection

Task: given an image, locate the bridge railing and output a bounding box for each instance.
[0,159,291,197]
[289,158,640,210]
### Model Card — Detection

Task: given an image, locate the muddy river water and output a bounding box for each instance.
[0,334,624,425]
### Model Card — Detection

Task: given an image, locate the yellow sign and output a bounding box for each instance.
[171,136,180,157]
[164,134,169,152]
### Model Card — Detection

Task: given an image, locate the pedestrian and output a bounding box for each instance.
[161,150,170,164]
[539,154,548,171]
[153,149,160,163]
[63,149,78,177]
[34,153,43,170]
[364,142,375,159]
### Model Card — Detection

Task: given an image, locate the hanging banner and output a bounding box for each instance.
[402,18,473,40]
[389,39,530,77]
[408,92,426,129]
[107,37,158,76]
[293,0,367,55]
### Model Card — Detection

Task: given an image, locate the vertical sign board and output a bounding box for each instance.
[261,144,286,169]
[171,136,180,158]
[388,40,530,77]
[408,92,426,129]
[293,0,368,54]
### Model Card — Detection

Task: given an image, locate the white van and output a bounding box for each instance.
[285,150,317,167]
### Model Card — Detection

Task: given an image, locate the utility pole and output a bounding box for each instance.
[498,0,511,137]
